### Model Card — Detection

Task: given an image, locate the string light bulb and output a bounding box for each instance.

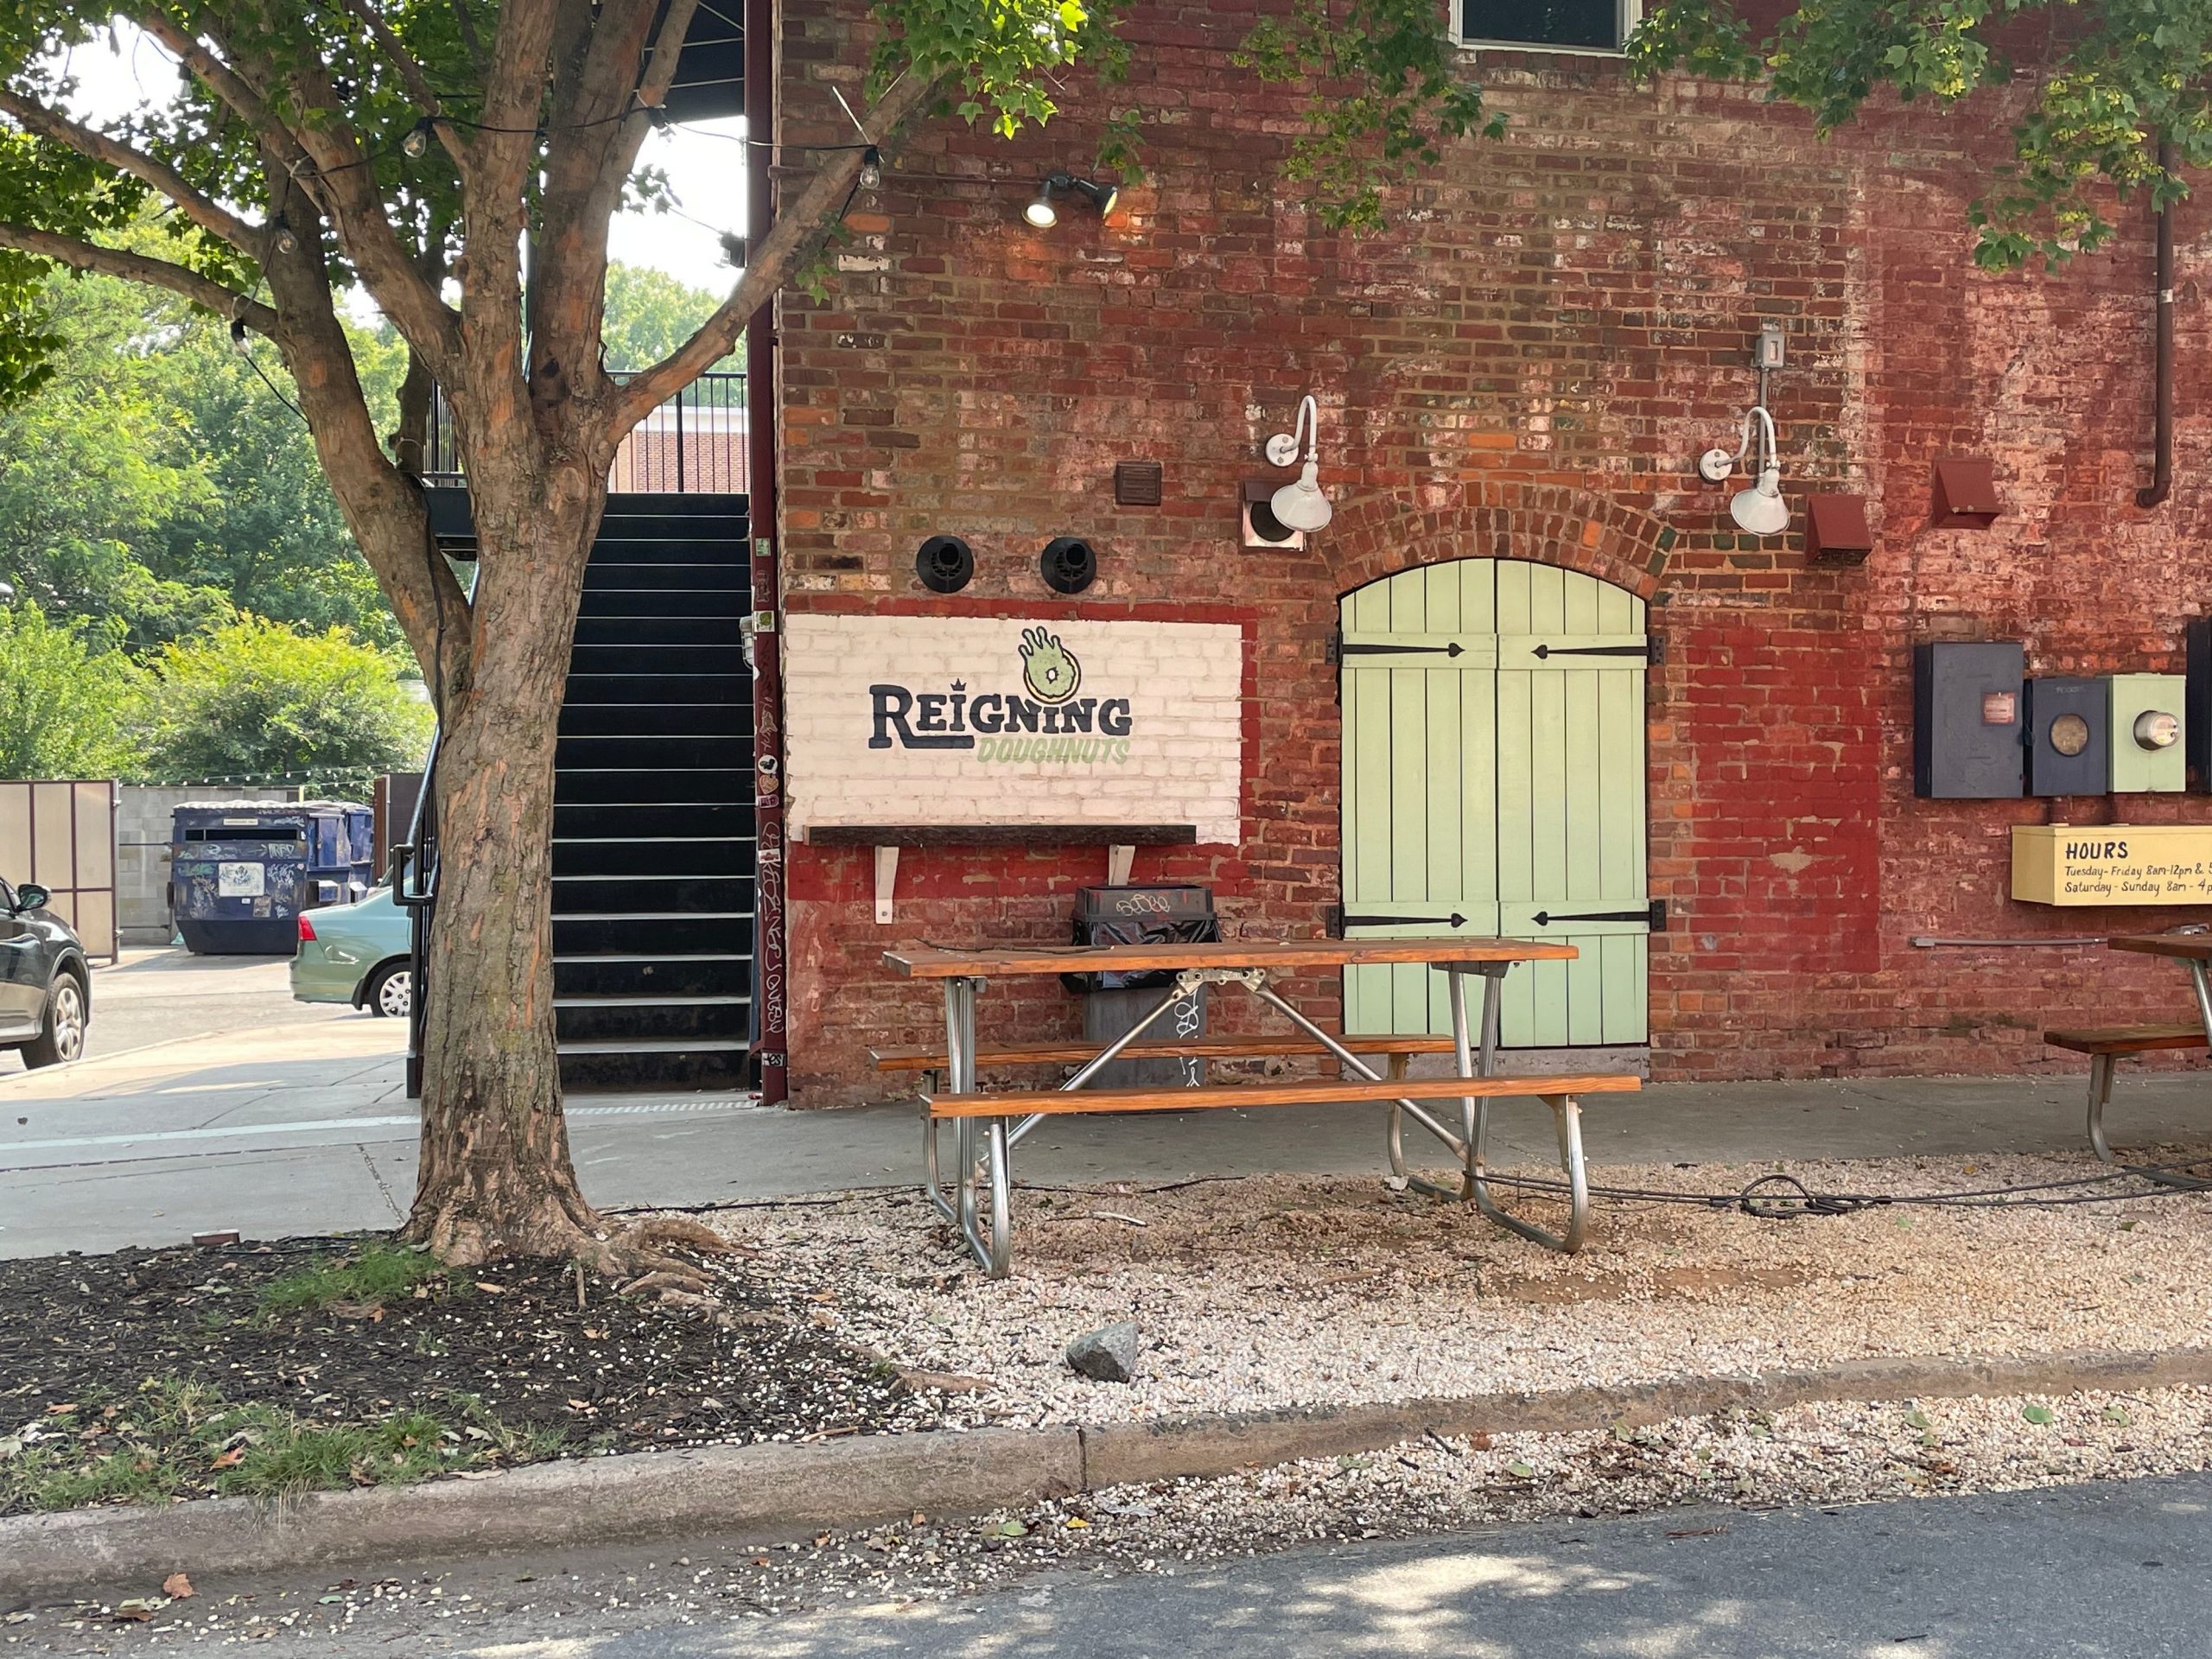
[859,145,882,190]
[272,217,299,256]
[401,118,432,159]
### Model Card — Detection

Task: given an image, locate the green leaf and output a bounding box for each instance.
[2022,1404,2056,1426]
[1505,1459,1535,1478]
[2104,1404,2131,1426]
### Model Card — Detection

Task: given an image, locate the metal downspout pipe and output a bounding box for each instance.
[745,0,789,1105]
[2139,137,2177,510]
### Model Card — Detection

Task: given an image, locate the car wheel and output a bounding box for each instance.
[22,972,86,1068]
[365,961,412,1019]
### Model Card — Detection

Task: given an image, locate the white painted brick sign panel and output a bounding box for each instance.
[782,613,1243,842]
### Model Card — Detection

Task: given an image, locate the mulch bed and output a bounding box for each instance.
[0,1234,942,1512]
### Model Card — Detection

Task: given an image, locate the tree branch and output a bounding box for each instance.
[332,0,474,172]
[136,15,323,200]
[609,69,946,431]
[0,89,270,259]
[0,222,278,334]
[531,0,697,388]
[136,14,461,369]
[258,177,473,702]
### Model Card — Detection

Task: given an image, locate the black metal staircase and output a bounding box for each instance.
[552,493,753,1090]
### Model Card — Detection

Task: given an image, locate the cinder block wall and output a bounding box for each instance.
[118,787,301,946]
[773,0,2212,1103]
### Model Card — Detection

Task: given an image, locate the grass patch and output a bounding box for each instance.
[257,1244,444,1314]
[0,1378,563,1514]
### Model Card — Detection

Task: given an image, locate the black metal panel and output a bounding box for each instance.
[1914,641,2024,798]
[664,0,743,120]
[2188,619,2212,791]
[2025,676,2110,798]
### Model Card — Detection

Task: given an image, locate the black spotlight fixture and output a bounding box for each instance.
[1023,174,1119,229]
[1039,536,1097,594]
[915,535,974,594]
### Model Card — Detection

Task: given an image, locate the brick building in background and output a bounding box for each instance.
[760,0,2212,1105]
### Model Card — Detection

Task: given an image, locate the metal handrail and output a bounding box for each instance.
[394,733,438,1099]
[424,369,747,493]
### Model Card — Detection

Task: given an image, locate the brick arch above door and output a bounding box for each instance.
[1323,486,1673,604]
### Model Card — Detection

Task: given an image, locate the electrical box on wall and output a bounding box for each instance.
[1914,642,2024,798]
[2109,674,2187,793]
[2024,677,2108,798]
[2187,619,2212,791]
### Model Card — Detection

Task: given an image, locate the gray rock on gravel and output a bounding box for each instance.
[1065,1320,1140,1383]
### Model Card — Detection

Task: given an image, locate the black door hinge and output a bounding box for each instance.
[1529,899,1666,931]
[1340,911,1469,929]
[1531,637,1663,665]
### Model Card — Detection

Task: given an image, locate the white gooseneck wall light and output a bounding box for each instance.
[1699,404,1789,536]
[1264,395,1334,533]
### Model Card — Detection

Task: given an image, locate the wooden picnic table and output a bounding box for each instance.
[880,934,1634,1275]
[2050,933,2212,1171]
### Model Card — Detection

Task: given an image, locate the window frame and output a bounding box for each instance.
[1452,0,1643,56]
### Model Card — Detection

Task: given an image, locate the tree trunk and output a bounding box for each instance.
[402,465,607,1264]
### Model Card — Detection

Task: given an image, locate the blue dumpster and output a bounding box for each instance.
[170,800,376,955]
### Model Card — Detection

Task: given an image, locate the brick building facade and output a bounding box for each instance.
[766,0,2212,1105]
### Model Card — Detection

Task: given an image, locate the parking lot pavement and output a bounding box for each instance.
[31,947,349,1071]
[0,949,771,1258]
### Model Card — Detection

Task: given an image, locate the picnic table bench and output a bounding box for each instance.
[880,938,1641,1275]
[2044,933,2212,1171]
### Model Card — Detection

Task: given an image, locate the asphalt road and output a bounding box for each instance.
[40,1470,2205,1657]
[15,947,347,1071]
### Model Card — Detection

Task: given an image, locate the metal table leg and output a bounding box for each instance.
[2110,959,2212,1192]
[1385,961,1505,1199]
[1460,964,1589,1253]
[2086,1052,2118,1166]
[923,976,1012,1273]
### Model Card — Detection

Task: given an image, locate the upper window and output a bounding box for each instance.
[1458,0,1641,52]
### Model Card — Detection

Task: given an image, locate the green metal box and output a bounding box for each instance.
[2108,674,2188,793]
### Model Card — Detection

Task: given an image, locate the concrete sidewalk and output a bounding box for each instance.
[4,1027,2210,1256]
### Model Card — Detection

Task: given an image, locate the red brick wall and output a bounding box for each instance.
[772,0,2212,1104]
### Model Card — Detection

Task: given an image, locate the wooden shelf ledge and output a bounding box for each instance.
[806,824,1198,848]
[801,825,1199,924]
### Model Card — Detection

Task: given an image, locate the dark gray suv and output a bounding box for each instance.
[0,880,89,1067]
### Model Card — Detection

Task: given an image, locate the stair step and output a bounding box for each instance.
[554,914,749,955]
[580,585,749,616]
[570,641,747,671]
[558,703,752,739]
[563,672,749,705]
[572,616,739,647]
[555,955,751,997]
[559,1046,753,1092]
[557,997,751,1041]
[553,836,755,877]
[553,802,754,839]
[552,874,753,913]
[558,1036,751,1055]
[554,767,753,805]
[584,537,750,564]
[556,734,752,770]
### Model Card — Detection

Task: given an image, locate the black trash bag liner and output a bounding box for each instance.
[1060,886,1219,994]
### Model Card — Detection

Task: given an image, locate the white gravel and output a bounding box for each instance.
[700,1149,2212,1425]
[22,1385,2212,1650]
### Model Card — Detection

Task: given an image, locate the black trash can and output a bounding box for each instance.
[1067,885,1217,1090]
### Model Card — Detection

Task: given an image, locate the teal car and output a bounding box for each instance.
[290,887,413,1017]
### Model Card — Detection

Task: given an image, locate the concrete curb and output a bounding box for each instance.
[9,1345,2211,1599]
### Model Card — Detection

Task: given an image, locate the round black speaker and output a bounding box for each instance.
[915,535,974,594]
[1039,536,1096,594]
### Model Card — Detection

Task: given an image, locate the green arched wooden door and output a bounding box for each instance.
[1338,559,1650,1046]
